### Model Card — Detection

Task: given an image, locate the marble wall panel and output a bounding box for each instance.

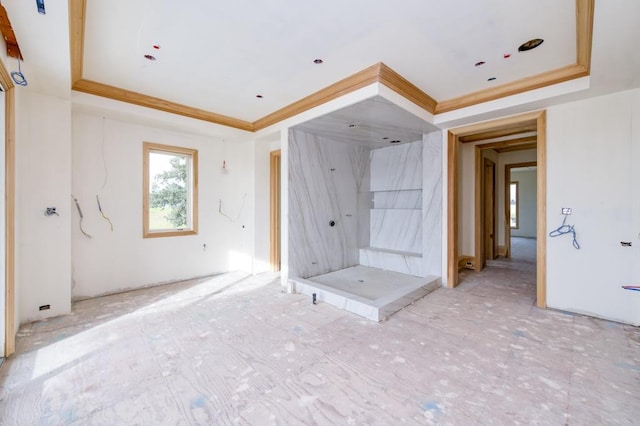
[370,141,422,191]
[288,129,369,278]
[422,131,443,276]
[373,190,422,209]
[370,209,422,254]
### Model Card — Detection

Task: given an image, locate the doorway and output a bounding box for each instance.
[505,162,537,259]
[447,111,547,308]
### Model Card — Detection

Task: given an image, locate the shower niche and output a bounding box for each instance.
[287,96,442,321]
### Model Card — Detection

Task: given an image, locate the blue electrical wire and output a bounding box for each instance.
[549,213,580,249]
[10,60,27,87]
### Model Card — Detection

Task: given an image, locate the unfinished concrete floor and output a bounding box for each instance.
[1,238,638,424]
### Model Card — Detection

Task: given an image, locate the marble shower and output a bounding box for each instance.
[287,126,443,321]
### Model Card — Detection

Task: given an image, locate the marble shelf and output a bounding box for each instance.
[360,246,424,276]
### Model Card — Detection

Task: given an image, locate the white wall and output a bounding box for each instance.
[71,112,255,299]
[510,169,537,238]
[16,91,72,324]
[546,88,640,325]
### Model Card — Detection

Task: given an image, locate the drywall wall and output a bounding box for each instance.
[288,129,369,278]
[510,169,537,238]
[71,112,255,299]
[546,88,640,325]
[16,91,72,324]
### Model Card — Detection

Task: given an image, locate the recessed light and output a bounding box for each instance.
[153,44,161,50]
[488,77,497,81]
[144,54,156,61]
[313,59,324,64]
[475,61,486,67]
[503,53,511,59]
[390,140,401,144]
[518,38,544,52]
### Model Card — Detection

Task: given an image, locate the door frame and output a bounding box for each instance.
[0,59,15,356]
[269,150,281,272]
[477,156,496,269]
[447,110,547,308]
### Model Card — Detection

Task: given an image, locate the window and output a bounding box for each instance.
[143,142,198,238]
[510,181,519,229]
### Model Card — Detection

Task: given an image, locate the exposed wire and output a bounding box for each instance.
[549,213,580,249]
[218,193,247,222]
[95,118,114,232]
[10,59,27,86]
[622,286,640,292]
[96,195,114,232]
[218,200,234,221]
[71,195,93,239]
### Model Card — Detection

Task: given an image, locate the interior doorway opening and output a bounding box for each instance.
[447,111,547,308]
[505,162,538,259]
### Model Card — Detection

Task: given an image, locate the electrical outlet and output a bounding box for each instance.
[562,208,572,215]
[39,304,50,311]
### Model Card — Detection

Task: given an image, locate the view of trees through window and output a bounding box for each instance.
[143,142,198,238]
[150,152,188,229]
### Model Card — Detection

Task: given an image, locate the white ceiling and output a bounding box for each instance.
[81,0,575,122]
[2,0,640,134]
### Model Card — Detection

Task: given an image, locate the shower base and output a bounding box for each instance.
[290,265,440,321]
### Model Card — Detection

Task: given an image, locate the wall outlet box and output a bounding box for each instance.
[562,208,572,215]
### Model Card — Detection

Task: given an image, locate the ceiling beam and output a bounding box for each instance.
[377,63,437,114]
[69,0,86,85]
[576,0,595,72]
[72,79,254,131]
[435,64,589,114]
[0,4,23,60]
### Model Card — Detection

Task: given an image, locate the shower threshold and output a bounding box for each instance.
[290,265,440,321]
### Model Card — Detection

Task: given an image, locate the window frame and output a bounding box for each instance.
[509,181,519,229]
[143,142,198,238]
